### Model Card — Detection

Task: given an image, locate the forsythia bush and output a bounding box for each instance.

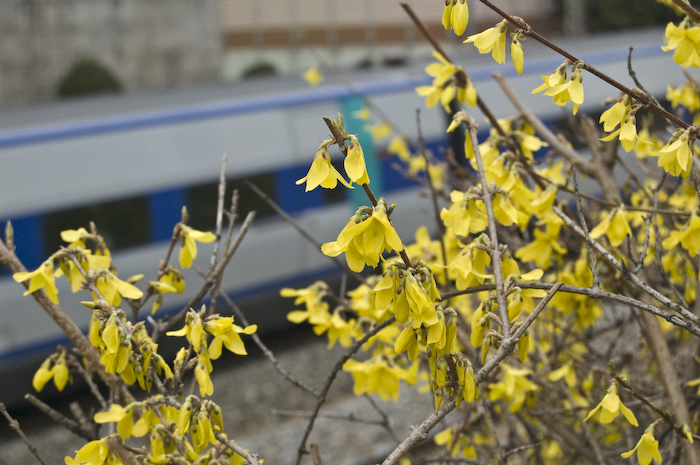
[4,1,700,464]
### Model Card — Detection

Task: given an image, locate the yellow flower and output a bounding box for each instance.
[205,316,257,358]
[32,348,71,392]
[589,206,633,247]
[662,213,700,254]
[94,404,136,440]
[178,225,216,269]
[464,20,508,64]
[599,95,631,133]
[447,242,492,290]
[387,135,412,161]
[343,358,418,402]
[13,258,59,304]
[542,63,584,114]
[302,66,324,86]
[345,135,370,185]
[532,63,567,95]
[601,114,640,153]
[515,223,566,269]
[352,106,371,120]
[584,381,638,426]
[195,360,214,397]
[667,83,700,111]
[60,227,90,248]
[440,190,488,237]
[653,128,694,178]
[296,140,354,192]
[621,425,663,465]
[321,200,403,272]
[448,0,469,36]
[364,122,392,142]
[487,364,538,412]
[415,52,474,112]
[95,271,144,307]
[511,35,524,75]
[662,21,700,67]
[65,438,111,465]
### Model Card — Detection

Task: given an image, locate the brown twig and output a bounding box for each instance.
[554,206,700,328]
[24,393,97,441]
[152,210,256,342]
[244,179,366,285]
[295,316,396,465]
[381,284,562,465]
[323,116,414,269]
[465,117,510,335]
[0,402,49,465]
[571,167,600,288]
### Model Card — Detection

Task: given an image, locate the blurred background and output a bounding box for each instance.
[0,0,680,108]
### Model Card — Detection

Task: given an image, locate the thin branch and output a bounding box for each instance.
[243,180,365,285]
[24,393,97,441]
[0,240,130,401]
[152,211,256,342]
[571,167,600,288]
[221,292,320,397]
[272,408,385,426]
[0,402,49,465]
[214,432,261,465]
[670,0,700,21]
[382,284,562,465]
[466,117,510,335]
[416,108,450,287]
[295,316,396,465]
[443,280,700,337]
[554,206,700,328]
[478,0,689,129]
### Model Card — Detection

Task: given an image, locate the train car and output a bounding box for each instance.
[0,27,685,405]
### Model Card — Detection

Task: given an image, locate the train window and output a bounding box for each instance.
[186,173,277,231]
[42,197,151,253]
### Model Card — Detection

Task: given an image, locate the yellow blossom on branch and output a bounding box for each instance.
[662,20,700,67]
[589,206,633,248]
[584,381,638,426]
[621,423,663,465]
[13,258,59,304]
[345,135,371,185]
[652,128,695,178]
[296,140,354,192]
[321,199,403,272]
[178,224,216,269]
[442,0,469,36]
[343,357,419,402]
[464,20,509,64]
[32,347,71,392]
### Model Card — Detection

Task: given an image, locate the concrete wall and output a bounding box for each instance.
[0,0,223,108]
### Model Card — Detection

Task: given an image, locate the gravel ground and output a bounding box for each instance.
[0,330,449,465]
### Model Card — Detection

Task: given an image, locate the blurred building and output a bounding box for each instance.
[220,0,556,80]
[0,0,557,108]
[0,0,222,108]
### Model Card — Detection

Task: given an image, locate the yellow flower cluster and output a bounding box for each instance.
[167,306,256,396]
[322,199,403,272]
[663,20,700,67]
[32,346,71,392]
[88,308,172,390]
[416,52,477,113]
[532,61,585,114]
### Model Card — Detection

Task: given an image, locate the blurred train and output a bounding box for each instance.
[0,27,687,404]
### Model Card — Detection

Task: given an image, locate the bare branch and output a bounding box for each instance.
[0,402,49,465]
